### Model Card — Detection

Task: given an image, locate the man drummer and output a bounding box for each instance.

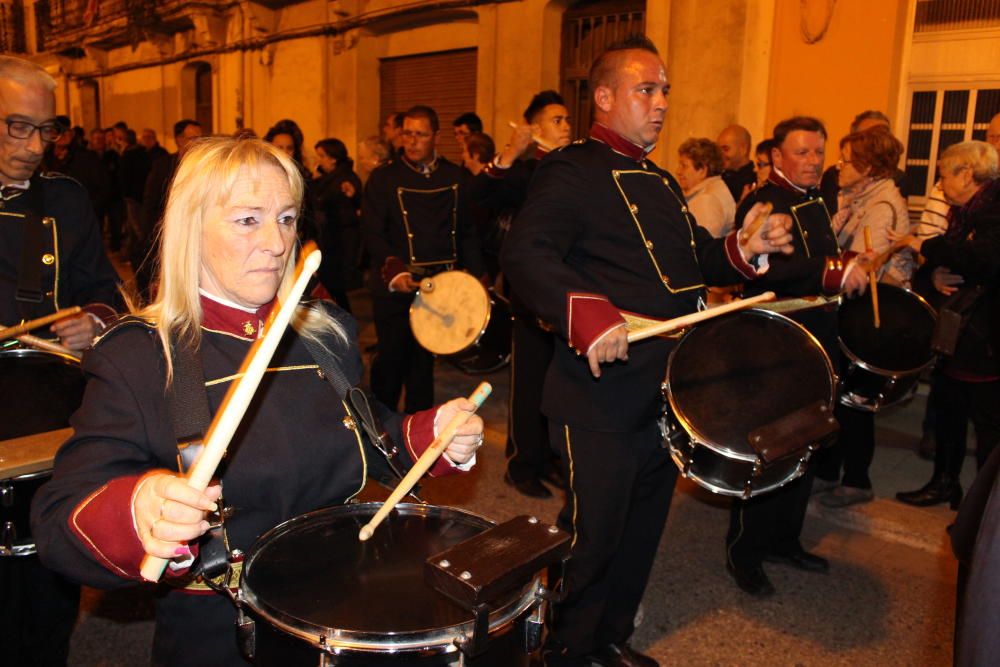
[0,56,119,351]
[501,36,794,667]
[727,116,868,597]
[362,104,485,413]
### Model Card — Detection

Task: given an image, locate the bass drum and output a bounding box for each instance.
[660,309,836,498]
[838,285,936,412]
[0,345,85,556]
[240,503,540,666]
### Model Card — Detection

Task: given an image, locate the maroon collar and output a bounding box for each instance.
[767,168,811,195]
[589,123,651,163]
[534,145,550,160]
[200,293,275,340]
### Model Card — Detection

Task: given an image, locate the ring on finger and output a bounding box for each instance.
[159,497,167,519]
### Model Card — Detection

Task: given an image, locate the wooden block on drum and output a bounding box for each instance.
[424,515,571,608]
[747,400,839,465]
[0,427,71,479]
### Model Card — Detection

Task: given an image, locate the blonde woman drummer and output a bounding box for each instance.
[31,137,484,666]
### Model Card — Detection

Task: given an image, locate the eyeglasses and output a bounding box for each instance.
[3,118,61,143]
[402,130,433,140]
[755,160,771,169]
[836,158,857,169]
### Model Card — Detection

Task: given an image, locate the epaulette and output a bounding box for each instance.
[92,314,157,348]
[39,171,85,188]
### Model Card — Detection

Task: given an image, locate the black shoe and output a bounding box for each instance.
[896,477,962,509]
[726,562,775,597]
[764,547,829,573]
[504,471,552,498]
[586,642,659,667]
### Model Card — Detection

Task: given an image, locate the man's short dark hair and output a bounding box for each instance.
[464,132,495,164]
[772,116,827,147]
[391,112,405,129]
[588,34,660,91]
[453,112,483,133]
[850,110,890,133]
[113,121,128,131]
[755,138,777,156]
[523,90,565,124]
[405,105,440,133]
[173,119,200,138]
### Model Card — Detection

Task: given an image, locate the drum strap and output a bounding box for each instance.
[300,337,415,495]
[15,178,48,311]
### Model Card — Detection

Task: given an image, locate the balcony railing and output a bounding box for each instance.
[915,0,1000,33]
[1,0,28,53]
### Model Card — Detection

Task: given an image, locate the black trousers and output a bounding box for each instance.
[936,374,1000,472]
[505,312,555,483]
[370,309,434,413]
[726,467,815,569]
[820,404,876,489]
[0,556,79,666]
[543,421,676,665]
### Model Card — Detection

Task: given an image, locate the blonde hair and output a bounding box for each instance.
[136,136,345,381]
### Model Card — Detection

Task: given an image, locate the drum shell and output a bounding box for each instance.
[448,293,512,375]
[661,309,835,498]
[239,503,538,666]
[837,285,937,412]
[0,347,84,556]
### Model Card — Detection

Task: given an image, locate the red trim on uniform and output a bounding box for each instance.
[402,410,462,477]
[534,146,550,160]
[82,303,118,327]
[767,170,806,195]
[724,232,760,280]
[484,159,507,178]
[381,256,408,288]
[821,251,858,295]
[200,295,274,340]
[68,475,146,580]
[567,292,626,354]
[589,123,649,163]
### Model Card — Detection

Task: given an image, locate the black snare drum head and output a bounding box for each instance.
[667,310,833,457]
[838,285,936,373]
[0,347,85,440]
[242,504,525,638]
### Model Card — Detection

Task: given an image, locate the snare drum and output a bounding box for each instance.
[239,503,541,666]
[660,309,836,498]
[838,285,936,412]
[0,346,85,556]
[410,271,511,373]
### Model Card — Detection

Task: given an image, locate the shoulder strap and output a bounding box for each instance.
[168,341,214,470]
[16,177,48,308]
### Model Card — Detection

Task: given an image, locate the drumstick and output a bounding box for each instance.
[864,227,880,329]
[139,244,323,582]
[738,202,774,247]
[508,121,558,153]
[626,291,776,343]
[358,382,492,542]
[0,306,82,342]
[15,334,80,360]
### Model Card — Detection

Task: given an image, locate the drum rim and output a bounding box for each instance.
[0,344,80,366]
[664,308,836,462]
[409,270,492,356]
[666,446,806,498]
[239,502,540,654]
[837,286,938,377]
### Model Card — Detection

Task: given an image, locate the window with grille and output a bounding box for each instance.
[560,0,645,141]
[903,85,1000,200]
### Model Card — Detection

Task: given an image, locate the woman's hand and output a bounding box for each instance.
[932,266,964,296]
[435,398,485,465]
[887,226,923,254]
[132,472,222,559]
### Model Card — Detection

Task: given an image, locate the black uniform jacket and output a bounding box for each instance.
[0,173,119,328]
[501,124,759,433]
[362,154,485,314]
[31,299,459,592]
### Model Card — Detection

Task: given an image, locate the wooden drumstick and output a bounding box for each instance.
[15,334,80,360]
[626,291,776,343]
[0,306,83,342]
[359,382,492,542]
[738,202,774,247]
[139,244,323,582]
[864,227,880,329]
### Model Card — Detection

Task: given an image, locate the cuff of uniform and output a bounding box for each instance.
[821,251,858,295]
[724,232,762,280]
[68,475,146,581]
[83,303,118,328]
[380,256,408,289]
[567,292,625,354]
[402,410,461,477]
[484,157,510,178]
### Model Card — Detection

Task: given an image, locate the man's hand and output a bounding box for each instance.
[739,203,794,258]
[585,325,628,378]
[51,313,101,351]
[496,123,535,168]
[932,266,964,296]
[842,264,869,297]
[388,273,421,293]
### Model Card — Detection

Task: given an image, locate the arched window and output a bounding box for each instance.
[182,61,213,133]
[78,79,100,132]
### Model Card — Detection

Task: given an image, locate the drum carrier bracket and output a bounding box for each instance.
[746,400,839,466]
[424,515,571,658]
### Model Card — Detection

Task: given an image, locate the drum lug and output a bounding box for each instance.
[0,481,12,508]
[2,520,16,556]
[524,588,546,653]
[235,606,256,661]
[454,603,490,659]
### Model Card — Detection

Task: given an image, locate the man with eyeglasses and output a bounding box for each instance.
[363,104,485,413]
[0,54,119,667]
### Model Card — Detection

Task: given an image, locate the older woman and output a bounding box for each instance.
[31,138,484,665]
[819,126,912,508]
[895,140,1000,507]
[676,137,736,238]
